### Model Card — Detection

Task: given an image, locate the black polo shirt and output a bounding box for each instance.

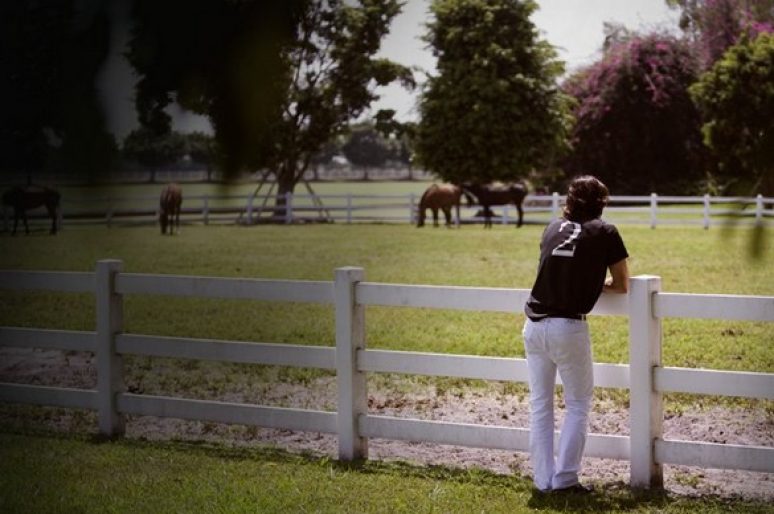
[525,217,628,320]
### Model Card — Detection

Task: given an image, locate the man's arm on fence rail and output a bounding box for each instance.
[604,259,629,294]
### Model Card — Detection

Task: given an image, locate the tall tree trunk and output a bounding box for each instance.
[273,164,297,220]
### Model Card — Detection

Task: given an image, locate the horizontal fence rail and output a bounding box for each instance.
[116,334,336,370]
[115,274,334,303]
[117,394,338,434]
[0,261,772,490]
[3,192,772,230]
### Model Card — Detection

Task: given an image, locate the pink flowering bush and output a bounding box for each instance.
[671,0,774,67]
[562,34,706,194]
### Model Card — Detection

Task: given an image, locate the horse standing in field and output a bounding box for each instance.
[159,183,182,235]
[1,185,61,235]
[461,182,528,228]
[417,183,463,228]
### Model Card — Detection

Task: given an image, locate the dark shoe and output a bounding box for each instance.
[553,483,594,494]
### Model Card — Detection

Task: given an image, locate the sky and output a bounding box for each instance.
[98,0,682,139]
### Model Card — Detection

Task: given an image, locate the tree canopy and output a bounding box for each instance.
[0,1,117,181]
[127,1,304,175]
[414,0,571,185]
[562,33,705,194]
[667,0,774,66]
[690,32,774,194]
[341,123,394,178]
[127,0,413,202]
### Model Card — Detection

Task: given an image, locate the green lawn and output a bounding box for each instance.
[1,223,771,409]
[0,223,772,511]
[1,223,771,368]
[0,432,770,513]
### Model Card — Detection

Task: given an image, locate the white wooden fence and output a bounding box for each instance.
[3,192,772,231]
[1,262,773,489]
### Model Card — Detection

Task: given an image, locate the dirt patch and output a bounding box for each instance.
[1,347,772,500]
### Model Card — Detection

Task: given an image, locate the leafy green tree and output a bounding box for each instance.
[690,32,774,194]
[563,34,705,194]
[123,128,186,182]
[184,132,218,182]
[415,0,570,185]
[127,1,301,173]
[127,0,413,211]
[0,1,117,181]
[341,123,393,180]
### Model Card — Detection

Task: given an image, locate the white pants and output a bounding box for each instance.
[522,317,593,491]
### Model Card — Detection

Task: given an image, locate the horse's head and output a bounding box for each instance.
[459,183,478,206]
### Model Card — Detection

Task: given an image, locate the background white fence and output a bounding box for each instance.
[3,192,772,231]
[0,262,773,489]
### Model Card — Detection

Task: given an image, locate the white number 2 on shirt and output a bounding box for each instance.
[551,221,581,257]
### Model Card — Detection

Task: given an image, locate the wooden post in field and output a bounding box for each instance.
[629,275,663,488]
[703,194,710,230]
[650,193,658,229]
[551,192,560,219]
[335,267,367,461]
[96,259,125,437]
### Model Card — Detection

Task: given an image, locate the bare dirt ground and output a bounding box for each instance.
[1,347,772,501]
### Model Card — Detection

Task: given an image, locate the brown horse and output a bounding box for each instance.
[2,185,61,235]
[417,184,463,227]
[461,182,528,228]
[159,183,182,235]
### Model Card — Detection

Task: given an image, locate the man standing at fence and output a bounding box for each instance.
[522,175,629,494]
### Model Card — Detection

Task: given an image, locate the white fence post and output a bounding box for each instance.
[335,266,367,461]
[755,194,763,226]
[285,192,293,224]
[96,259,125,437]
[551,192,560,219]
[650,193,658,229]
[629,275,663,488]
[347,193,353,224]
[203,195,210,225]
[703,194,710,230]
[502,205,509,225]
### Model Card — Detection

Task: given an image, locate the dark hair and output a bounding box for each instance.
[563,175,609,222]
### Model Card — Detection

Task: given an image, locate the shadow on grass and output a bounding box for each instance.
[2,426,769,512]
[525,483,672,512]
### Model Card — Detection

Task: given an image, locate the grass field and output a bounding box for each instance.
[1,222,772,511]
[3,432,772,513]
[1,222,771,365]
[27,180,767,227]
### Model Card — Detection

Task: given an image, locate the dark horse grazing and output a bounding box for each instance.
[461,182,528,228]
[2,185,60,235]
[159,183,182,235]
[417,183,463,227]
